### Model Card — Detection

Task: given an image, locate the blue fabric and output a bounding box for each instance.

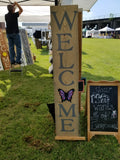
[7,33,22,64]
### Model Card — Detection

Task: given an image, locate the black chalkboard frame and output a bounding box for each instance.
[87,80,120,144]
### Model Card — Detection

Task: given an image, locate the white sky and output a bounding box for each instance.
[83,0,120,20]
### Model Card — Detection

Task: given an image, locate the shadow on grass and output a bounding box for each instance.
[82,51,88,55]
[0,63,54,109]
[0,63,119,160]
[40,46,49,55]
[82,62,93,69]
[0,64,116,130]
[82,51,93,69]
[82,71,116,82]
[25,63,49,76]
[0,67,116,104]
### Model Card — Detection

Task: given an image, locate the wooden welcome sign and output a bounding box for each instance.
[51,5,85,140]
[87,80,120,143]
[0,29,11,70]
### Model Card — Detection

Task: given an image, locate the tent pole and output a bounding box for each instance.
[0,0,9,4]
[55,0,58,6]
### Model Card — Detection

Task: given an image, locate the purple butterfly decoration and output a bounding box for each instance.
[58,89,75,102]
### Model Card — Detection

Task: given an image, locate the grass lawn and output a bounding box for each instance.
[0,38,120,160]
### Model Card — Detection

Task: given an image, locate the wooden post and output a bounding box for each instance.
[78,9,83,112]
[118,85,120,143]
[51,5,85,140]
[55,0,58,6]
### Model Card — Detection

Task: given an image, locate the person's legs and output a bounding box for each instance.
[14,33,22,64]
[7,34,16,64]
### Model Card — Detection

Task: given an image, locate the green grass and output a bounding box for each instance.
[0,38,120,160]
[82,38,120,81]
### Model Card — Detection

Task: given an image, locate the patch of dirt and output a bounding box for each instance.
[23,136,54,153]
[24,102,41,111]
[0,97,4,102]
[24,102,41,108]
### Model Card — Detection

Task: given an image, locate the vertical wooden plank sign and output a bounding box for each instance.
[0,29,11,70]
[0,55,4,71]
[20,29,33,65]
[51,5,85,140]
[78,9,83,112]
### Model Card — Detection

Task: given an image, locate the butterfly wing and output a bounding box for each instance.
[58,89,66,102]
[67,89,75,102]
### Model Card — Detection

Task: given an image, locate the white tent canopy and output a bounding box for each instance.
[0,0,54,6]
[61,0,97,11]
[90,28,96,32]
[99,26,114,32]
[0,6,51,22]
[0,0,97,22]
[115,27,120,31]
[0,0,97,11]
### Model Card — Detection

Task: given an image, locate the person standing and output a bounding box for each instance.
[5,1,23,65]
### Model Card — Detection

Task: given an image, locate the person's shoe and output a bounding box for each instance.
[15,61,22,65]
[11,61,15,65]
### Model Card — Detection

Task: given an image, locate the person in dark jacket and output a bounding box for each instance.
[5,1,23,64]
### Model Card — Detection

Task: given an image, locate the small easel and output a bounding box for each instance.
[87,80,120,144]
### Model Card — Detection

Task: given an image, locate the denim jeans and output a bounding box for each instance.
[7,33,22,64]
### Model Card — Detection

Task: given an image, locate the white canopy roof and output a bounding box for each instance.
[61,0,97,11]
[0,0,54,6]
[0,0,97,11]
[0,6,51,22]
[90,28,99,33]
[99,26,114,32]
[0,0,97,23]
[115,27,120,31]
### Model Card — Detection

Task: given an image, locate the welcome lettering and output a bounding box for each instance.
[51,5,79,138]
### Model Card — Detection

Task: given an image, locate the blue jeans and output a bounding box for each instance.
[7,33,22,64]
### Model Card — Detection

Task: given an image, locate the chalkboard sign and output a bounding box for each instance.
[87,81,120,143]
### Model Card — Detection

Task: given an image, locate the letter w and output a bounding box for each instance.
[52,11,77,30]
